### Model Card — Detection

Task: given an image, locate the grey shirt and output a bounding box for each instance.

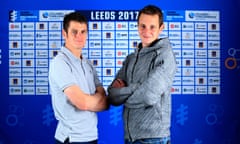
[108,38,177,142]
[49,47,102,142]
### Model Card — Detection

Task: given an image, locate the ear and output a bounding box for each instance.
[62,29,67,39]
[158,24,164,35]
[160,23,164,31]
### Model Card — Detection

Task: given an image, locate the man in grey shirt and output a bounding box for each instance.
[49,12,108,144]
[108,5,177,144]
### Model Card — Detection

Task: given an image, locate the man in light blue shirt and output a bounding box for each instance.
[49,12,108,144]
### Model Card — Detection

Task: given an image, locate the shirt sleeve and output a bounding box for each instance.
[107,55,138,106]
[49,57,76,91]
[125,47,177,108]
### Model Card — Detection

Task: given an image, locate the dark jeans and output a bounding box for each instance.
[125,137,170,144]
[55,138,98,144]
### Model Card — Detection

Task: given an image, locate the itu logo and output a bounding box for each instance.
[188,12,195,19]
[42,12,49,18]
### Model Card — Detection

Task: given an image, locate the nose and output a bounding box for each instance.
[71,30,87,38]
[142,27,152,33]
[75,32,85,38]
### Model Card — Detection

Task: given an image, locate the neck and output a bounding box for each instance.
[65,44,82,59]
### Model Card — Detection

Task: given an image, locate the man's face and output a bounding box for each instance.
[138,13,164,48]
[62,21,87,50]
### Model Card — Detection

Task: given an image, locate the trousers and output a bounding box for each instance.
[55,138,97,144]
[125,137,170,144]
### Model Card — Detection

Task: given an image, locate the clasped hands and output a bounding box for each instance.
[111,78,126,88]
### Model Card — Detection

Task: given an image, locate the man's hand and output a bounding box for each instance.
[111,78,126,88]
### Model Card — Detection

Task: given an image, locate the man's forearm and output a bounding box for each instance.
[87,93,109,112]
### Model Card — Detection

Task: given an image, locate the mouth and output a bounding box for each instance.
[142,35,151,38]
[75,40,84,44]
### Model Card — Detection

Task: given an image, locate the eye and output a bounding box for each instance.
[71,29,78,36]
[139,24,146,29]
[150,25,156,30]
[81,30,87,34]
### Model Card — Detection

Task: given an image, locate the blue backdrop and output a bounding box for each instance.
[1,0,240,144]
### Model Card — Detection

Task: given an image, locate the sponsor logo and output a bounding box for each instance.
[196,86,207,94]
[129,22,137,30]
[23,78,35,85]
[208,77,220,85]
[102,22,115,30]
[9,59,21,67]
[171,86,181,94]
[195,23,207,30]
[10,78,21,86]
[89,41,101,48]
[9,68,21,76]
[23,87,35,94]
[195,59,207,67]
[116,31,128,39]
[9,32,21,40]
[103,59,114,67]
[36,41,48,48]
[36,32,48,39]
[89,31,101,39]
[103,50,114,57]
[22,32,35,40]
[182,50,194,58]
[186,11,219,22]
[36,59,48,67]
[36,78,49,85]
[195,32,207,40]
[195,50,207,58]
[36,87,49,95]
[182,32,194,40]
[195,68,207,76]
[49,22,61,30]
[90,50,101,57]
[102,40,114,48]
[116,50,128,57]
[9,10,17,22]
[9,87,21,95]
[129,31,139,39]
[49,31,61,39]
[22,41,34,48]
[208,59,220,67]
[9,50,21,58]
[208,86,220,94]
[182,22,194,30]
[208,32,220,40]
[36,68,48,76]
[22,68,34,76]
[208,23,219,31]
[116,22,128,30]
[183,68,194,76]
[40,10,74,21]
[169,22,181,30]
[182,86,194,94]
[22,22,34,30]
[9,23,21,30]
[169,31,181,39]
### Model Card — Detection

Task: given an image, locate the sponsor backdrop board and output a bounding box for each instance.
[1,0,240,143]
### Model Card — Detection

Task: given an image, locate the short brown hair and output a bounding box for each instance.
[137,5,163,27]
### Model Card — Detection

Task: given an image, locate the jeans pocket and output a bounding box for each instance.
[138,138,161,144]
[138,138,170,144]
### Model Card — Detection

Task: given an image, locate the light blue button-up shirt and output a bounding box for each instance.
[49,46,102,142]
